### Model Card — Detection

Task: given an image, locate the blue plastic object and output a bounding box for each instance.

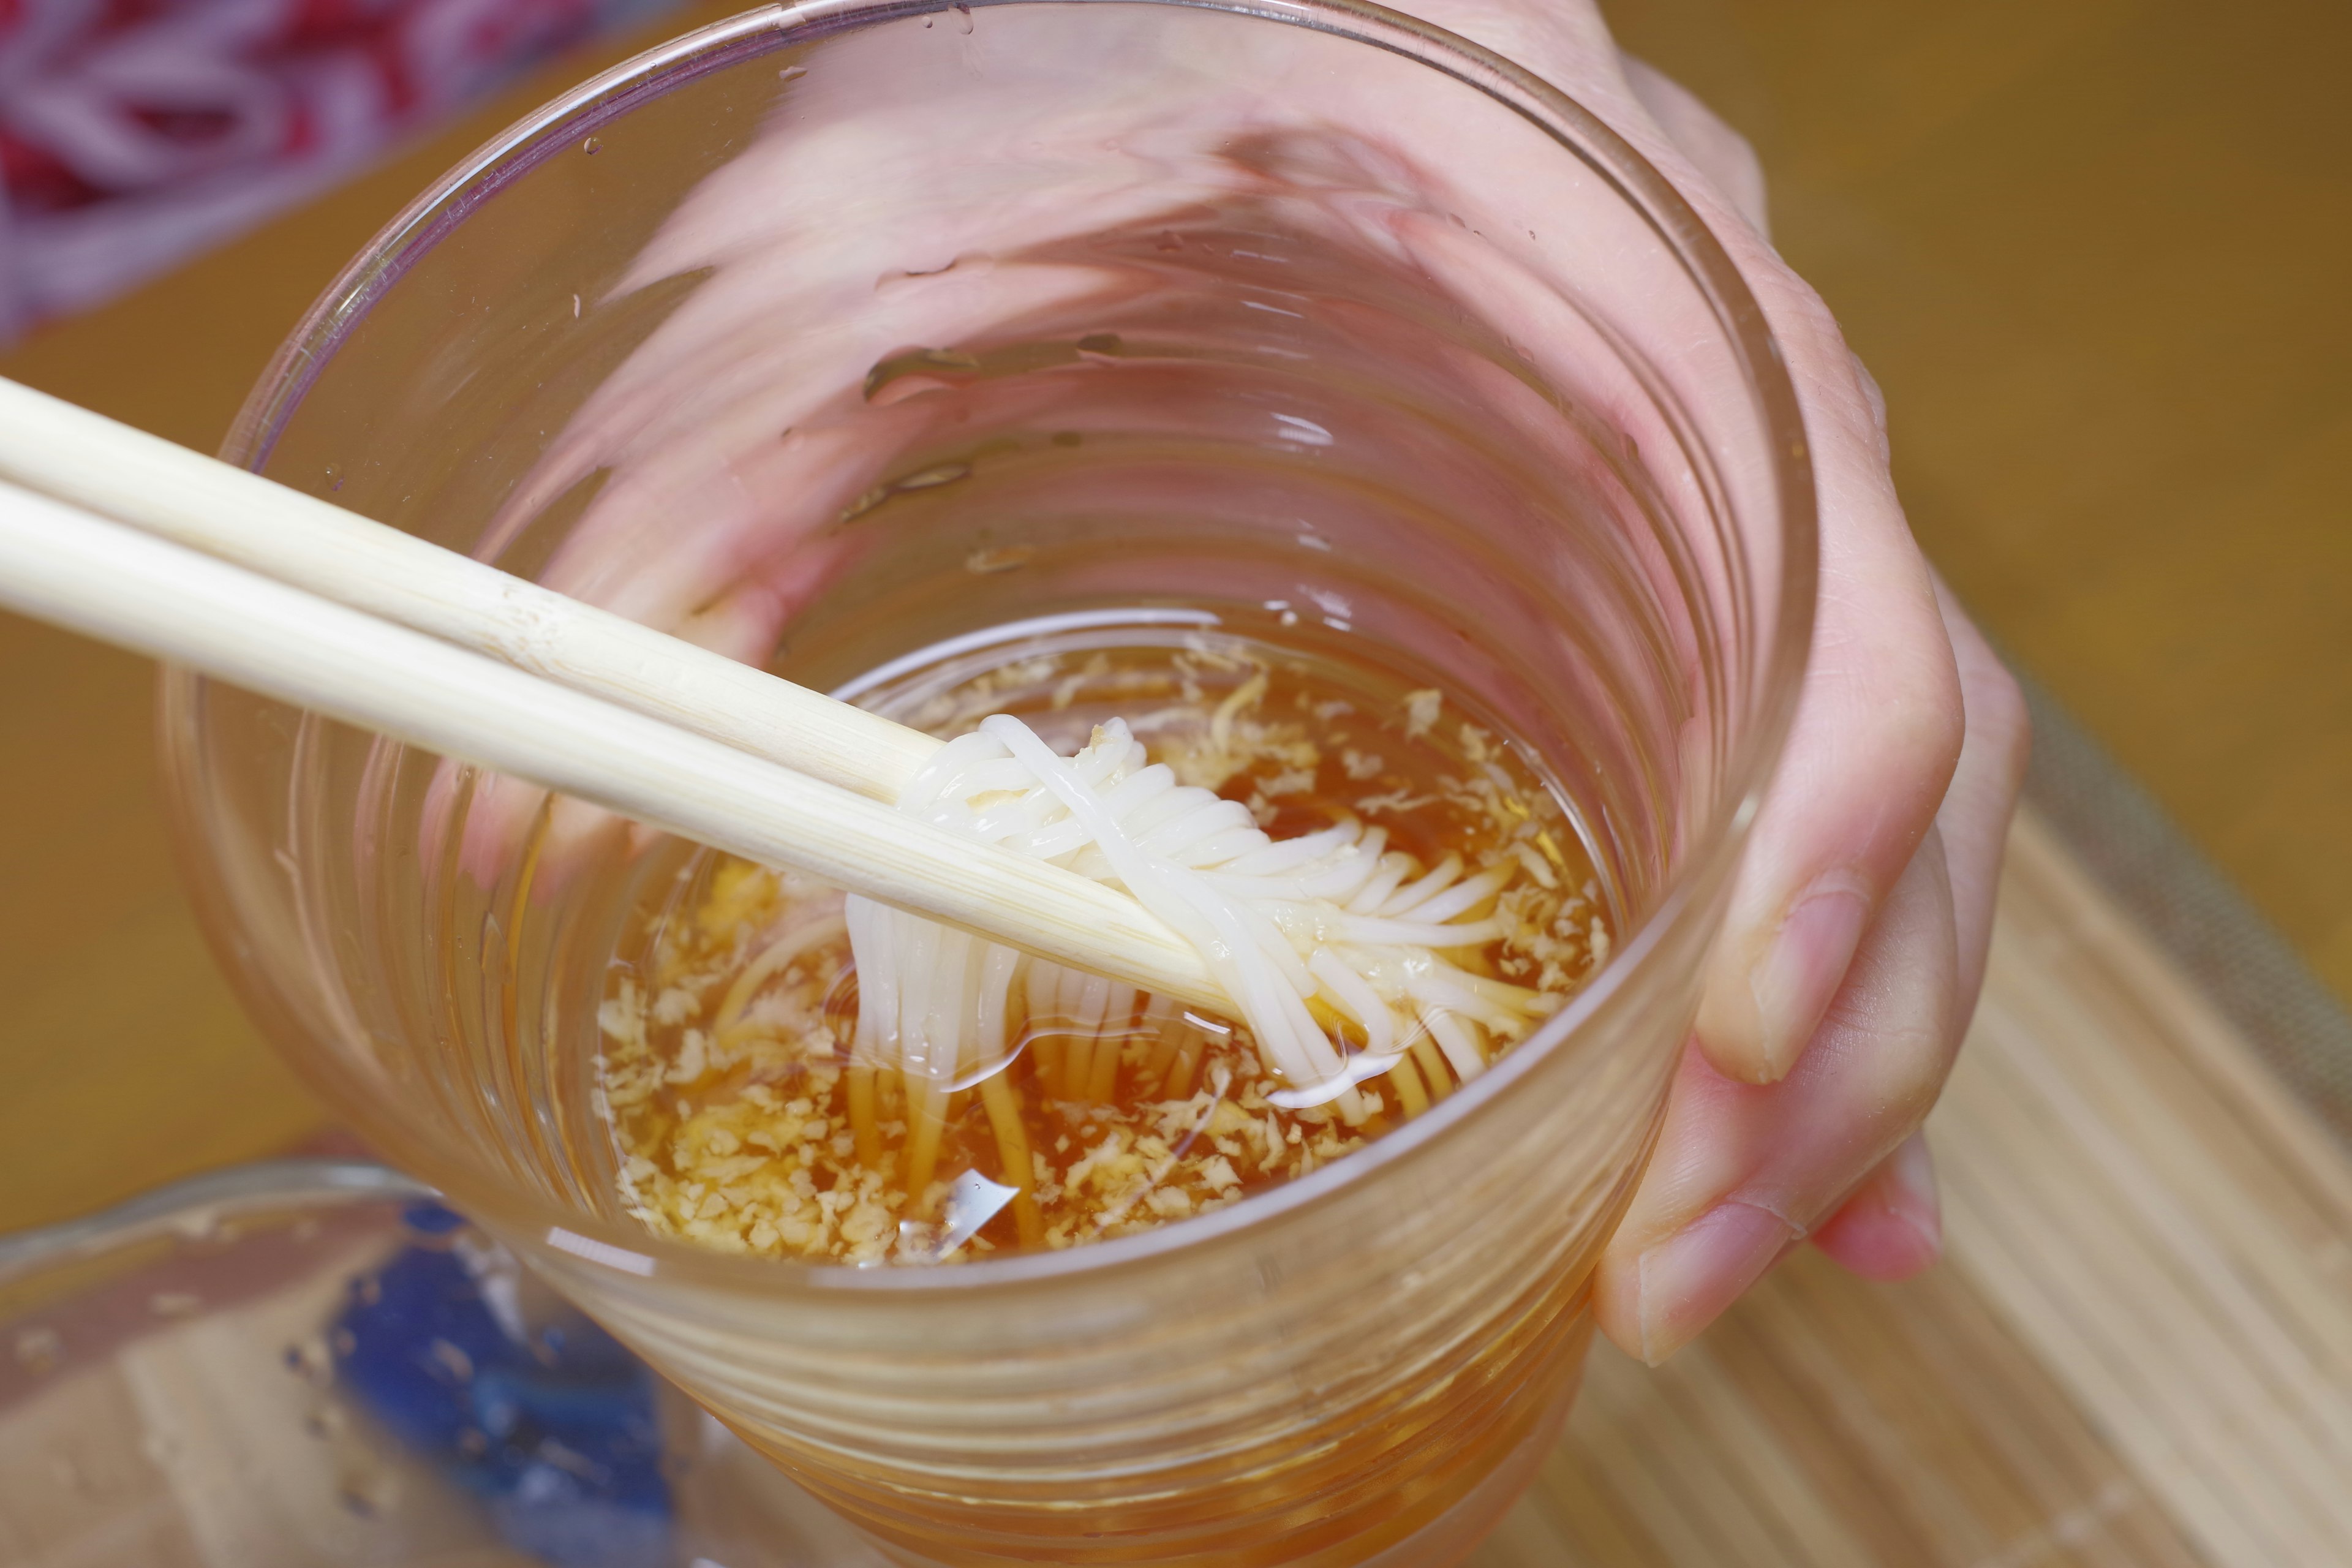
[333,1205,672,1568]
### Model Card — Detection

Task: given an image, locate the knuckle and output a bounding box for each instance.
[1966,658,2032,780]
[1817,1001,1961,1128]
[1874,658,1969,797]
[1848,352,1892,464]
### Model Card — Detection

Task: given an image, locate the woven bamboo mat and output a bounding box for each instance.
[7,809,2348,1566]
[1476,808,2352,1568]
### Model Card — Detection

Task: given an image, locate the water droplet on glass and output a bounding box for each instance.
[895,462,972,492]
[581,135,602,155]
[954,2,973,33]
[965,544,1035,575]
[323,463,343,492]
[779,64,807,81]
[838,483,891,524]
[862,345,980,401]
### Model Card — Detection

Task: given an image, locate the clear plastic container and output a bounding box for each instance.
[0,1159,885,1567]
[157,3,1815,1562]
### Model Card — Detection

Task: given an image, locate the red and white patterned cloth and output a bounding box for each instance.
[0,0,678,335]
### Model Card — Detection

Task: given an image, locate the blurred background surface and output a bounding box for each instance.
[0,0,2345,1227]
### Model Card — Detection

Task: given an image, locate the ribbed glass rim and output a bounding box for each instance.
[212,0,1817,1299]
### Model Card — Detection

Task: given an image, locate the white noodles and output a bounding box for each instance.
[842,716,1559,1121]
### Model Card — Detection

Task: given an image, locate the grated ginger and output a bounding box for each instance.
[596,638,1608,1265]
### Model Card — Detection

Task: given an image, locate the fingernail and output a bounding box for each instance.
[1634,1199,1797,1365]
[1749,884,1871,1078]
[1883,1132,1942,1256]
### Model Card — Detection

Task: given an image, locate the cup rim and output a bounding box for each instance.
[214,0,1818,1298]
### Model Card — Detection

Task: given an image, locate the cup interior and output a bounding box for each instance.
[162,6,1812,1559]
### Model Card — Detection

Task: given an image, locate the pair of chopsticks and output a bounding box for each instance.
[0,377,1223,1010]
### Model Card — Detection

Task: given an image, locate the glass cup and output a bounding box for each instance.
[157,2,1815,1563]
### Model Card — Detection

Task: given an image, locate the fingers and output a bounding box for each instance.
[1692,545,1964,1083]
[1521,17,1972,1093]
[1807,1130,1942,1281]
[1365,2,2016,1342]
[1502,7,1973,1092]
[1593,826,1959,1363]
[1804,581,2029,1276]
[1688,307,1964,1085]
[1617,56,1770,239]
[1597,598,2027,1351]
[1928,574,2032,1013]
[1426,1,1969,1100]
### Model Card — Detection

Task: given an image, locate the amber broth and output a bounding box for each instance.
[591,618,1607,1266]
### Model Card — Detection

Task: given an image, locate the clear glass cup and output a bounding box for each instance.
[157,2,1815,1563]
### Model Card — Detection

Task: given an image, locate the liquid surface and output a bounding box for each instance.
[594,624,1607,1264]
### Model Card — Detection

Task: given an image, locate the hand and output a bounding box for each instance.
[480,0,2029,1362]
[1404,2,2032,1362]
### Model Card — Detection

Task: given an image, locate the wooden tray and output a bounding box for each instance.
[1477,809,2352,1568]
